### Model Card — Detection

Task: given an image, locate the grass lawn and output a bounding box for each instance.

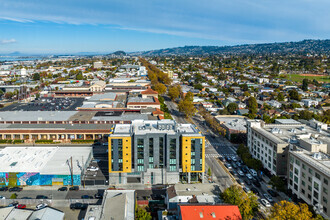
[287,74,330,83]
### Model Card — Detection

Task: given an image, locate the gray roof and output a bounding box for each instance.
[0,111,77,121]
[0,123,112,130]
[86,93,117,101]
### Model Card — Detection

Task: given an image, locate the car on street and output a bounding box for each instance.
[87,166,99,172]
[81,195,92,199]
[0,187,8,191]
[58,187,68,191]
[95,193,103,199]
[16,204,26,209]
[225,163,232,169]
[245,179,252,185]
[263,194,274,203]
[237,170,244,176]
[243,187,251,193]
[230,170,237,176]
[225,156,231,162]
[241,166,249,173]
[9,187,22,192]
[253,180,261,187]
[70,203,88,210]
[231,156,237,162]
[236,179,243,185]
[36,195,48,199]
[0,196,6,199]
[246,173,253,180]
[261,199,271,207]
[36,203,48,210]
[251,187,259,195]
[231,163,238,169]
[69,186,79,191]
[267,189,279,197]
[8,202,19,207]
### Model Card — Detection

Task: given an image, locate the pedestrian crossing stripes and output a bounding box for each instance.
[205,153,236,158]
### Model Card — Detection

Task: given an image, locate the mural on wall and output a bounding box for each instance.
[0,172,81,186]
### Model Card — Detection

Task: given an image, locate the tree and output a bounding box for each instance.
[302,78,309,91]
[185,92,194,102]
[243,91,251,97]
[76,73,83,80]
[153,83,167,95]
[33,73,40,81]
[227,103,238,115]
[222,185,259,220]
[289,89,301,101]
[136,207,152,220]
[247,97,258,119]
[178,99,196,118]
[269,176,286,192]
[299,110,313,120]
[268,201,314,220]
[168,85,181,100]
[207,167,212,176]
[277,92,284,101]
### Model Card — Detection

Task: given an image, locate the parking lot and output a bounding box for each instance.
[0,97,84,111]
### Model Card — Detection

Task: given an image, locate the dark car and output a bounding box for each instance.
[9,187,23,192]
[0,186,8,191]
[58,187,68,191]
[245,179,252,185]
[267,189,279,197]
[69,186,79,191]
[70,203,88,210]
[226,156,231,162]
[95,193,103,199]
[81,195,92,199]
[230,170,237,176]
[253,180,261,187]
[8,202,19,207]
[36,195,48,199]
[251,187,259,195]
[241,166,249,173]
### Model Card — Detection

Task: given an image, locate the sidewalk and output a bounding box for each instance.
[261,175,290,201]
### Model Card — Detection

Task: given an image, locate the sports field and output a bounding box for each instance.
[287,74,330,83]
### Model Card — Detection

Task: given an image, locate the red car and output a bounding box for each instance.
[16,204,26,209]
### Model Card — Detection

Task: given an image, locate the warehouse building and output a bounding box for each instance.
[0,146,92,186]
[108,119,205,184]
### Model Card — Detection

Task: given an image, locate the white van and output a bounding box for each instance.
[249,169,257,177]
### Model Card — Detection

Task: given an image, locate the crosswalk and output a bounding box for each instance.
[205,153,237,158]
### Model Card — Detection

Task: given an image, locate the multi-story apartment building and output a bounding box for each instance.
[108,120,205,184]
[289,151,330,218]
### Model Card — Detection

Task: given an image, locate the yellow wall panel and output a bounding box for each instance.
[108,136,132,173]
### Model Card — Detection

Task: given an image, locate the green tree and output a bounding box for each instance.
[207,167,212,176]
[33,73,40,81]
[153,83,167,95]
[247,97,258,118]
[178,99,196,118]
[136,207,152,220]
[10,193,17,199]
[76,73,83,80]
[299,110,313,120]
[227,102,238,114]
[289,89,301,101]
[184,91,194,102]
[268,200,314,220]
[277,92,284,101]
[269,176,286,192]
[221,185,259,220]
[302,78,309,91]
[168,85,181,100]
[243,91,251,97]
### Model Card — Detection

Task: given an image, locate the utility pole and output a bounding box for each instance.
[70,156,73,186]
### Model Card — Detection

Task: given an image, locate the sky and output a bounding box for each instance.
[0,0,329,54]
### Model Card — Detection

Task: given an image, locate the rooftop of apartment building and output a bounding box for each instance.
[290,150,330,177]
[111,119,202,136]
[215,116,247,132]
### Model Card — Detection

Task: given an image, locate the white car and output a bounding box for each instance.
[238,170,244,176]
[246,173,253,180]
[261,199,271,207]
[87,166,99,172]
[231,156,237,162]
[36,203,48,210]
[0,196,6,199]
[263,193,274,203]
[243,187,251,193]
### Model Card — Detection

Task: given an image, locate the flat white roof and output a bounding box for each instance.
[0,146,92,175]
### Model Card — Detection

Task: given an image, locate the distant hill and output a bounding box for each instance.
[134,39,330,56]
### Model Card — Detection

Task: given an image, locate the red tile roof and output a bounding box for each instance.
[179,205,242,220]
[141,88,158,95]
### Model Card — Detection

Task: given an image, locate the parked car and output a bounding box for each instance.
[225,163,232,169]
[232,163,238,169]
[81,195,92,199]
[241,166,249,173]
[236,179,243,185]
[230,170,237,176]
[58,187,68,191]
[0,187,8,191]
[243,187,251,193]
[237,170,244,176]
[9,187,22,192]
[231,156,237,162]
[87,166,99,172]
[70,203,88,210]
[36,203,48,210]
[249,169,258,177]
[253,180,261,187]
[261,199,271,207]
[245,179,252,185]
[16,204,26,209]
[263,193,274,203]
[102,142,108,146]
[251,187,259,195]
[95,193,103,199]
[8,202,19,207]
[267,189,279,197]
[226,156,231,162]
[69,186,79,191]
[0,196,6,199]
[246,173,253,180]
[36,195,48,199]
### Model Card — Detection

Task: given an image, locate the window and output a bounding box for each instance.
[315,172,321,180]
[309,168,313,175]
[302,180,305,186]
[301,189,305,194]
[302,164,306,170]
[314,182,319,190]
[294,176,298,183]
[323,197,328,204]
[324,187,328,195]
[314,191,319,199]
[308,177,312,183]
[169,165,176,171]
[324,178,328,185]
[295,159,300,166]
[308,185,312,191]
[302,172,306,178]
[294,168,299,175]
[137,166,144,172]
